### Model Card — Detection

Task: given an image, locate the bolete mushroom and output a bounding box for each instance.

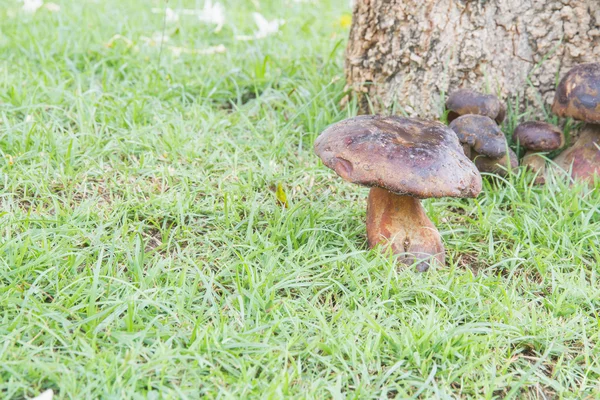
[449,114,518,177]
[552,63,600,123]
[314,115,482,271]
[551,63,600,183]
[446,89,506,124]
[512,121,564,184]
[551,125,600,183]
[449,114,508,159]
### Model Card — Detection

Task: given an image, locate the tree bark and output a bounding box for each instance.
[345,0,600,118]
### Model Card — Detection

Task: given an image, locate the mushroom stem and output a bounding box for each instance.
[522,151,547,184]
[472,148,518,177]
[366,187,444,271]
[552,124,600,183]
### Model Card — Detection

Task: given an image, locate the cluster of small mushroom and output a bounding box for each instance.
[446,62,600,184]
[445,90,518,178]
[313,63,600,272]
[446,89,562,183]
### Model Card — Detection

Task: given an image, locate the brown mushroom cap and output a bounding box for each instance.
[513,121,564,152]
[314,115,482,199]
[552,63,600,123]
[473,148,519,177]
[446,89,503,123]
[449,115,508,158]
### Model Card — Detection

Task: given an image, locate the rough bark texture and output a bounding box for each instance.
[366,187,444,271]
[345,0,600,118]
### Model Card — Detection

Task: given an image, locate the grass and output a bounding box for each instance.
[1,0,599,398]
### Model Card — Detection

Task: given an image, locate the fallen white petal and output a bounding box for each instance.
[165,7,179,23]
[252,12,269,28]
[21,0,44,13]
[32,389,54,400]
[236,13,284,41]
[254,12,284,37]
[197,0,225,32]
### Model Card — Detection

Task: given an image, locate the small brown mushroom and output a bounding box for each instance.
[314,115,482,271]
[513,121,564,184]
[446,89,506,124]
[449,115,508,159]
[473,148,519,177]
[552,125,600,183]
[551,63,600,182]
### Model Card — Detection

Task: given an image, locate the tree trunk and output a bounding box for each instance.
[345,0,600,118]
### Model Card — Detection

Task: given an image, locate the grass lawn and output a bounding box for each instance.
[1,0,600,398]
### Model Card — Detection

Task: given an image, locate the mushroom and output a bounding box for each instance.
[550,63,600,183]
[550,125,600,183]
[552,63,600,123]
[449,114,519,177]
[512,121,564,184]
[472,148,519,177]
[446,89,506,124]
[314,115,482,271]
[449,114,508,158]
